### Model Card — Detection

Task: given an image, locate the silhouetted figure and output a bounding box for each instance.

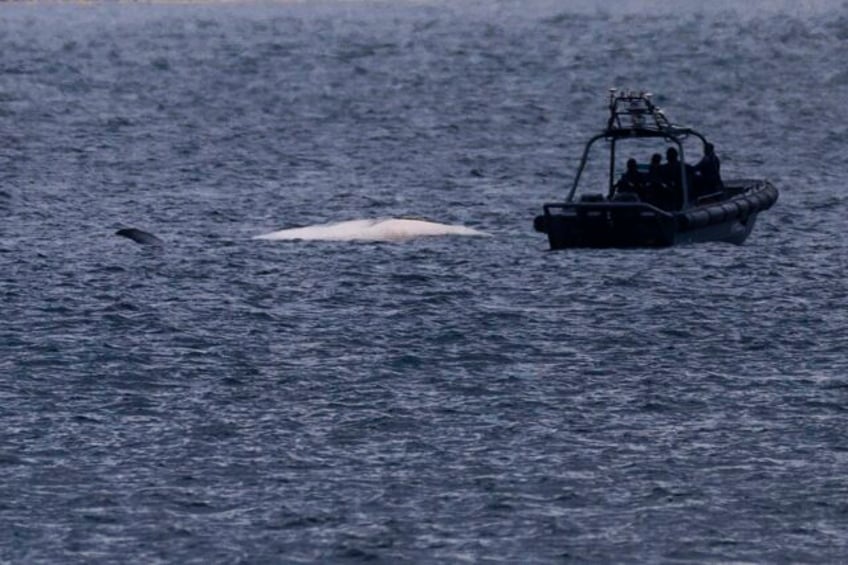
[648,153,663,183]
[660,147,695,209]
[661,147,682,188]
[614,158,643,198]
[694,142,723,197]
[642,152,667,207]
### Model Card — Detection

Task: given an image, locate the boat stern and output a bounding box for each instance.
[535,201,677,249]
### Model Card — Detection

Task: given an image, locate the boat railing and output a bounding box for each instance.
[606,89,673,133]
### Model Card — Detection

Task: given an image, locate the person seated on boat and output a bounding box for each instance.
[648,152,663,182]
[693,142,723,197]
[613,158,644,199]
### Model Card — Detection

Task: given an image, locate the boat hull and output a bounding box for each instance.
[534,180,777,249]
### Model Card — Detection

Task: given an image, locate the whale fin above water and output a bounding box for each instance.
[253,218,488,242]
[116,227,163,246]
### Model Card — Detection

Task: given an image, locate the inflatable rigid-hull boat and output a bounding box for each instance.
[535,179,778,249]
[535,90,778,250]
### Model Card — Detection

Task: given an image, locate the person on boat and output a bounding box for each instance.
[648,153,663,181]
[646,153,664,192]
[613,158,644,199]
[641,153,665,207]
[660,147,682,188]
[660,147,694,209]
[693,142,723,196]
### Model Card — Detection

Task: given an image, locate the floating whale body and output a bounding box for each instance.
[253,218,488,242]
[115,227,163,246]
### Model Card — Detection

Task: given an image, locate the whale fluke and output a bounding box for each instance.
[116,228,163,246]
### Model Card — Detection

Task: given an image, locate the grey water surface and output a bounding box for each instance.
[2,1,847,562]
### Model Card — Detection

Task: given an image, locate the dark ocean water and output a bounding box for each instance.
[2,1,847,562]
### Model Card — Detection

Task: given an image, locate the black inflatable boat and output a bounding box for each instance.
[534,90,778,249]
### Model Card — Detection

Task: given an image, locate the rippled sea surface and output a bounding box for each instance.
[2,1,848,562]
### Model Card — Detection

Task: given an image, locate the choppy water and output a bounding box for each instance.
[2,1,847,562]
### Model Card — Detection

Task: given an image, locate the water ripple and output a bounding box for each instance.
[2,1,847,562]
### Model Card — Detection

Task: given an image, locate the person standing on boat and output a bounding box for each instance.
[642,153,665,207]
[694,142,723,195]
[661,147,693,209]
[661,147,682,187]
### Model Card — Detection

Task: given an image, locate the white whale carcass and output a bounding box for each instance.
[253,218,488,242]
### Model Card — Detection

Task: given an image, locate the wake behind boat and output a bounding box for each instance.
[534,90,778,249]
